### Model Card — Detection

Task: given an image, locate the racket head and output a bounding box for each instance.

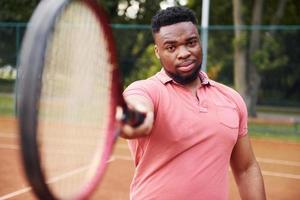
[17,0,122,199]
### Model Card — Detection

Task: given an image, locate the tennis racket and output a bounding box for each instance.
[17,0,144,199]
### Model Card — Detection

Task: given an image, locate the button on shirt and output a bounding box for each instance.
[123,69,248,200]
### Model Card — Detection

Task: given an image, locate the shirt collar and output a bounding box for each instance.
[155,68,214,86]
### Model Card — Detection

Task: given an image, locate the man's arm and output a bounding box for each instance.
[117,95,154,139]
[230,135,266,200]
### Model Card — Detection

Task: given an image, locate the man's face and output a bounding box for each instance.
[154,21,202,84]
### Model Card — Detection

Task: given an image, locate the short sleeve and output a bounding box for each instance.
[123,79,160,111]
[235,93,248,137]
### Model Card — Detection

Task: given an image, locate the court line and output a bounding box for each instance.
[115,144,129,149]
[1,155,300,200]
[110,155,300,180]
[0,156,123,199]
[0,158,117,199]
[113,155,133,161]
[0,143,128,151]
[47,165,90,184]
[0,133,17,138]
[115,147,300,167]
[116,146,300,166]
[262,170,300,180]
[0,144,19,150]
[0,142,300,168]
[0,187,32,200]
[257,157,300,167]
[1,142,299,167]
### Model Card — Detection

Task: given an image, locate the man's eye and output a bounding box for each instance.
[166,46,175,52]
[188,40,197,46]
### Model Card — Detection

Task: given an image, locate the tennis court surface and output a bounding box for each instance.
[0,116,300,199]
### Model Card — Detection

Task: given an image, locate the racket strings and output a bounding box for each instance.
[38,1,112,198]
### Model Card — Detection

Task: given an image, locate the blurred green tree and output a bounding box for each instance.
[0,0,299,109]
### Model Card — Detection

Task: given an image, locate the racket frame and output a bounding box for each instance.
[17,0,122,199]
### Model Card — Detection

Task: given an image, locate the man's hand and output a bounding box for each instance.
[116,96,154,139]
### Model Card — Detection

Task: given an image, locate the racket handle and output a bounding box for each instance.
[122,107,146,127]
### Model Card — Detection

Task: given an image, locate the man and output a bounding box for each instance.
[119,6,266,200]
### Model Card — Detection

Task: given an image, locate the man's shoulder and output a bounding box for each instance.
[123,74,163,105]
[124,75,164,98]
[212,81,239,95]
[211,80,246,105]
[126,74,162,90]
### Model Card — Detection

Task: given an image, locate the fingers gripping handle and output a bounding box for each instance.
[124,107,146,127]
[116,106,146,127]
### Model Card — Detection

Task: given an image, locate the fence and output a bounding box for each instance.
[0,23,300,107]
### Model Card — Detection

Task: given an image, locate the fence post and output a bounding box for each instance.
[15,23,21,66]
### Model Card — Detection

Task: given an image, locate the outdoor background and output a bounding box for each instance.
[0,0,299,199]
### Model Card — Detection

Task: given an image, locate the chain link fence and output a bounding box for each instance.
[0,23,300,122]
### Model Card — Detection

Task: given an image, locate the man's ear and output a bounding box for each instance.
[154,45,160,59]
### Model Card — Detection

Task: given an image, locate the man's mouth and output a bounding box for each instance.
[177,60,195,72]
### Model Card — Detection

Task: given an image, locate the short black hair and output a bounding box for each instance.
[151,6,198,34]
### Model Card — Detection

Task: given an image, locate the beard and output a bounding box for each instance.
[165,63,202,85]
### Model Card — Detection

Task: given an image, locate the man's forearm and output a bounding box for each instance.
[234,162,266,200]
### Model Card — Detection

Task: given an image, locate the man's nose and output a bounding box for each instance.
[177,45,191,59]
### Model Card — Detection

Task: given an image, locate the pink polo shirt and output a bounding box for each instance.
[123,70,248,200]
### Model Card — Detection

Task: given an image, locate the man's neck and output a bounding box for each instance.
[180,77,201,97]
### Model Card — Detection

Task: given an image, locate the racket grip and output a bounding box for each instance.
[122,107,146,127]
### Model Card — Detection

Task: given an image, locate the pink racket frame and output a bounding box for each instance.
[75,0,126,199]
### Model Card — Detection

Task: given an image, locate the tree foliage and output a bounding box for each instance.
[0,0,39,21]
[0,0,299,107]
